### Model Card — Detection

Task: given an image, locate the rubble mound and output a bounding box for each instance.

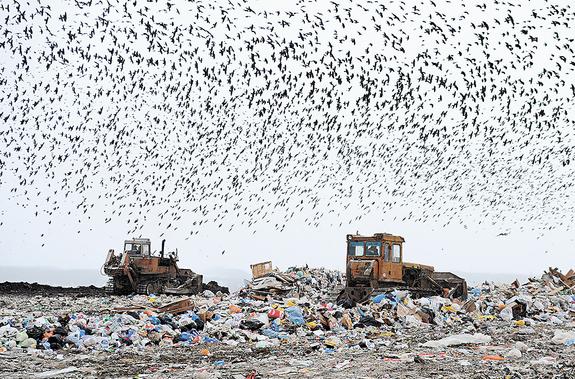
[202,281,230,295]
[0,282,104,297]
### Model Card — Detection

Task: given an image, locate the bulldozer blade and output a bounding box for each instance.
[429,271,468,300]
[163,287,196,295]
[336,287,373,308]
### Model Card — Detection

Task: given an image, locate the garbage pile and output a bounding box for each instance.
[0,266,573,359]
[241,264,344,301]
[545,267,575,291]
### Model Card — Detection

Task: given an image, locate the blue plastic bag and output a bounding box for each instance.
[284,306,305,326]
[149,316,161,325]
[372,294,387,304]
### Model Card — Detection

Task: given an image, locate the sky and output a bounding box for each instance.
[1,0,574,285]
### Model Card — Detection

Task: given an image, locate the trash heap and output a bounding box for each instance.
[241,265,344,301]
[0,266,573,357]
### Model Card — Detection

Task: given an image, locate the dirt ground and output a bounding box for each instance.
[2,335,575,378]
[0,281,105,297]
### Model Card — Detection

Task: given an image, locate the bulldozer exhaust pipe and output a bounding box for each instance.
[161,239,166,258]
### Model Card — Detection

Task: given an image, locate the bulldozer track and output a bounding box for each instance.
[136,283,148,295]
[104,279,116,295]
[136,281,164,295]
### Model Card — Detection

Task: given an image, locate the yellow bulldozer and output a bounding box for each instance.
[337,233,467,307]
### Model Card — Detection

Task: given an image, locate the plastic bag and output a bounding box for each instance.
[551,330,575,345]
[284,306,305,326]
[422,333,492,348]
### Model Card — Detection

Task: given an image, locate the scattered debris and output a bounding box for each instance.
[0,266,574,378]
[250,261,273,279]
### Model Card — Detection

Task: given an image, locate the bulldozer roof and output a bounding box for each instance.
[125,238,151,244]
[346,233,405,243]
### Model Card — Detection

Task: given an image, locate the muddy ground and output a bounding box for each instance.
[2,330,574,378]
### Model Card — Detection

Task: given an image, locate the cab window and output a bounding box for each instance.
[348,241,365,256]
[125,243,140,253]
[392,244,401,263]
[365,242,381,256]
[383,244,390,261]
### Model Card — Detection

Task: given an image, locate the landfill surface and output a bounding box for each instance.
[1,267,574,379]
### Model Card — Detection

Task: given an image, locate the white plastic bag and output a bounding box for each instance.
[422,333,492,348]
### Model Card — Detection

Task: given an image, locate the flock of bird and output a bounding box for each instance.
[1,0,575,240]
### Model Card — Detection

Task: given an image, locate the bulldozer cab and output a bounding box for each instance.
[124,238,151,256]
[346,233,404,283]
